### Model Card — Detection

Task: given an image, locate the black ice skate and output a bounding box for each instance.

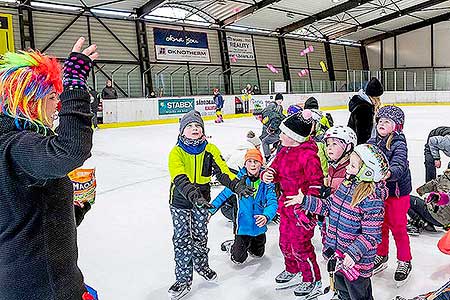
[395,261,412,288]
[197,267,217,282]
[373,255,388,275]
[220,240,234,252]
[275,270,303,290]
[407,219,424,236]
[168,281,191,300]
[294,281,323,299]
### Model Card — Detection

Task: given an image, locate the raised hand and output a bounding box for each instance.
[71,37,98,61]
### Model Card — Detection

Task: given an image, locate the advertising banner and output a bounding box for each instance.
[158,98,195,115]
[154,28,210,62]
[195,97,216,116]
[227,35,254,60]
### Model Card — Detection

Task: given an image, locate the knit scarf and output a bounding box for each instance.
[178,135,207,155]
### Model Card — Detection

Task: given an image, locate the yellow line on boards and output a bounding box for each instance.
[98,102,450,129]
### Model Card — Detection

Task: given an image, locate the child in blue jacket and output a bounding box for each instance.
[210,148,278,264]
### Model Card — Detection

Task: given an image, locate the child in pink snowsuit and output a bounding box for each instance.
[368,105,413,287]
[262,110,324,297]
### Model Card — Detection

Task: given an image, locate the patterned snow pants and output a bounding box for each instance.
[170,206,210,283]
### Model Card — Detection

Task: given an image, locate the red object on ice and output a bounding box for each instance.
[438,230,450,255]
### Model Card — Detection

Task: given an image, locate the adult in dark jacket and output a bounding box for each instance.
[424,126,450,181]
[259,93,285,161]
[348,77,383,144]
[101,79,118,99]
[0,37,98,300]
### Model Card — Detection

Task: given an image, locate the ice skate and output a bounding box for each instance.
[220,240,234,252]
[275,270,303,290]
[294,281,322,299]
[168,281,191,300]
[395,261,412,288]
[197,267,217,282]
[373,255,388,275]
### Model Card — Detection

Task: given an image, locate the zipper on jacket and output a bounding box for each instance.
[194,154,197,184]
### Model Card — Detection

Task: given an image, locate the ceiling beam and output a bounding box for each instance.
[219,0,282,27]
[137,0,165,18]
[277,0,373,35]
[362,11,450,45]
[330,0,448,40]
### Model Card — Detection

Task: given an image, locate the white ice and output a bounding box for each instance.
[77,106,450,300]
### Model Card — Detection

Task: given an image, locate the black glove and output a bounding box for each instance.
[74,201,92,227]
[319,185,332,199]
[232,176,256,197]
[272,213,280,224]
[63,52,93,91]
[188,190,214,209]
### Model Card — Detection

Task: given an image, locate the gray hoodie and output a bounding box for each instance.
[429,135,450,160]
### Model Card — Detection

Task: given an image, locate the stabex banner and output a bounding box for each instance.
[154,28,210,62]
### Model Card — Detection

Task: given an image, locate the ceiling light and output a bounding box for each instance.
[31,2,81,11]
[380,8,387,16]
[91,8,131,17]
[331,0,340,3]
[217,0,227,5]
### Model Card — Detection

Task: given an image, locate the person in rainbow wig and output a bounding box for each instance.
[0,37,99,300]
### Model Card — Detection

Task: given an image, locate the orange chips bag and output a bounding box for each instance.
[68,168,96,205]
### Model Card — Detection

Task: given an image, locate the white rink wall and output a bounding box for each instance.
[102,91,450,124]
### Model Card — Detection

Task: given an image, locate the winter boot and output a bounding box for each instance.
[395,261,412,287]
[373,255,389,275]
[294,281,323,299]
[197,267,217,282]
[275,270,303,290]
[219,115,224,123]
[168,281,191,300]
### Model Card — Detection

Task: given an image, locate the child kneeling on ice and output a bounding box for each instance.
[285,144,389,300]
[168,110,255,300]
[209,148,278,264]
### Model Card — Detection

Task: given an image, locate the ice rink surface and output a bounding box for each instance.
[77,105,450,300]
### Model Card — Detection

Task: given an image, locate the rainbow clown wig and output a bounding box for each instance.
[0,50,63,131]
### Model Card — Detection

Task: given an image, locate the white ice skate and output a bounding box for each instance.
[168,282,191,300]
[294,281,323,300]
[275,270,303,290]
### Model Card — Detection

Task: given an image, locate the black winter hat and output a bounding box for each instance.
[365,77,384,97]
[275,93,283,101]
[279,109,313,142]
[304,97,319,109]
